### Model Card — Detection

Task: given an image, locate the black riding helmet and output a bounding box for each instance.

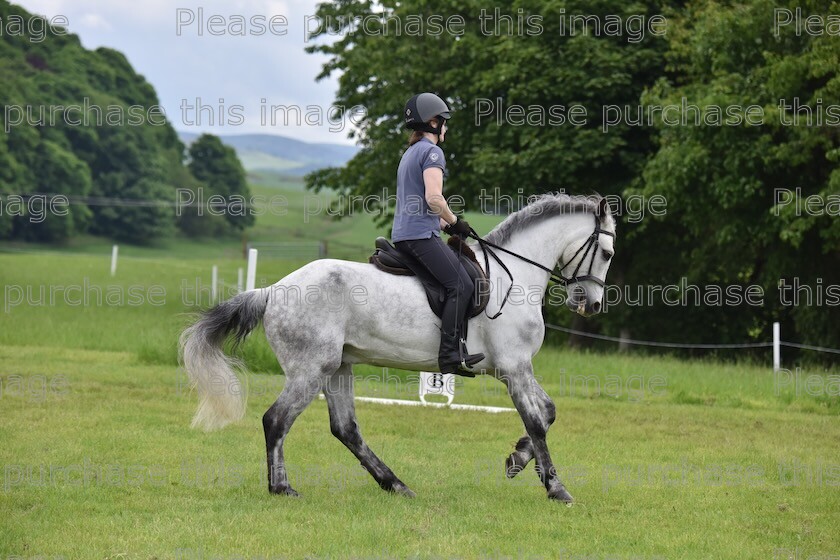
[404,92,451,136]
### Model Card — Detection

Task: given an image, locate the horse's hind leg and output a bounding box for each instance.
[324,363,415,497]
[263,372,325,496]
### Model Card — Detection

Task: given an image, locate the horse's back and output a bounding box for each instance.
[267,257,429,318]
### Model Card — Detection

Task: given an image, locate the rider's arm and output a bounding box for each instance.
[423,168,457,226]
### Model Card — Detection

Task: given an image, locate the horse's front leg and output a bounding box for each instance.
[505,434,534,478]
[505,388,556,478]
[503,365,573,503]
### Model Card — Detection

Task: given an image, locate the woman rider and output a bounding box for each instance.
[391,92,485,375]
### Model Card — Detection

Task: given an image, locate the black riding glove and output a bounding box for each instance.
[444,216,471,238]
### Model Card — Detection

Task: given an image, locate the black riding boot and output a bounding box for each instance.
[438,293,485,376]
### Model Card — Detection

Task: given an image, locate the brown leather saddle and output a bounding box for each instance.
[369,236,490,319]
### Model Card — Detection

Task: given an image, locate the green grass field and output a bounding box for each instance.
[1,182,839,559]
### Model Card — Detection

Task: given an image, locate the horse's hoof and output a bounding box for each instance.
[390,482,416,498]
[505,454,526,479]
[548,487,574,503]
[269,486,301,497]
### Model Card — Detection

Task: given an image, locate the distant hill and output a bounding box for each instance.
[178,132,358,178]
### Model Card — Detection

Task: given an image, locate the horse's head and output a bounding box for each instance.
[560,197,616,317]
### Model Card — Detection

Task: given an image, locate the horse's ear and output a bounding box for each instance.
[596,197,610,218]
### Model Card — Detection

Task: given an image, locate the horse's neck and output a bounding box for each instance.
[480,213,587,288]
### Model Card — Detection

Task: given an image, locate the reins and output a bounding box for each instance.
[464,213,615,319]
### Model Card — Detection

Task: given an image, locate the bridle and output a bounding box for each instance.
[554,213,616,288]
[465,213,614,319]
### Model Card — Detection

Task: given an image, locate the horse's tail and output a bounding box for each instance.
[179,289,269,431]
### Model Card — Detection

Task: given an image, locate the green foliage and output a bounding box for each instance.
[187,134,255,234]
[0,0,250,244]
[637,0,840,353]
[303,0,676,348]
[306,0,668,213]
[306,0,839,359]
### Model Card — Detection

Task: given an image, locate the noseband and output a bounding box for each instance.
[467,212,614,318]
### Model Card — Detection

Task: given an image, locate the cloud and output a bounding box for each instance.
[13,0,357,145]
[78,12,112,30]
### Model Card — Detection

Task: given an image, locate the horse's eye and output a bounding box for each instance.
[602,250,613,260]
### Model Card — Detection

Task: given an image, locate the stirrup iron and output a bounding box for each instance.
[458,338,485,371]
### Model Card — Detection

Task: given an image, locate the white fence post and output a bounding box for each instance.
[237,267,244,293]
[211,265,218,303]
[773,322,781,372]
[110,245,118,277]
[246,249,258,291]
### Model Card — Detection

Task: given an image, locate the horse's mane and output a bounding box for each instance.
[482,192,606,246]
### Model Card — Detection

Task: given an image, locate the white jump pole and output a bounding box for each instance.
[773,322,781,372]
[246,249,258,291]
[237,267,244,293]
[211,265,218,303]
[110,245,118,277]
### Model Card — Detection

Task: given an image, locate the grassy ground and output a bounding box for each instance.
[1,344,838,559]
[1,250,837,415]
[1,180,839,558]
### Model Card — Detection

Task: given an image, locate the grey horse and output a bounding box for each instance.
[179,193,616,502]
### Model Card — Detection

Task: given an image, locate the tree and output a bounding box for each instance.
[187,134,255,234]
[305,0,840,360]
[635,0,840,356]
[0,0,220,244]
[305,0,673,341]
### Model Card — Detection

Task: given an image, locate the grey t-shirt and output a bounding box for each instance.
[392,137,447,242]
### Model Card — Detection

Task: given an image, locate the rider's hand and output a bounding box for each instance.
[444,216,472,238]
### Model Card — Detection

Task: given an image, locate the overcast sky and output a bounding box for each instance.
[15,0,358,145]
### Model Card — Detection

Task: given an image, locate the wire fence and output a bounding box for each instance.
[544,323,840,356]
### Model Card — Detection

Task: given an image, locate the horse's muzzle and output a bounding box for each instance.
[566,285,602,317]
